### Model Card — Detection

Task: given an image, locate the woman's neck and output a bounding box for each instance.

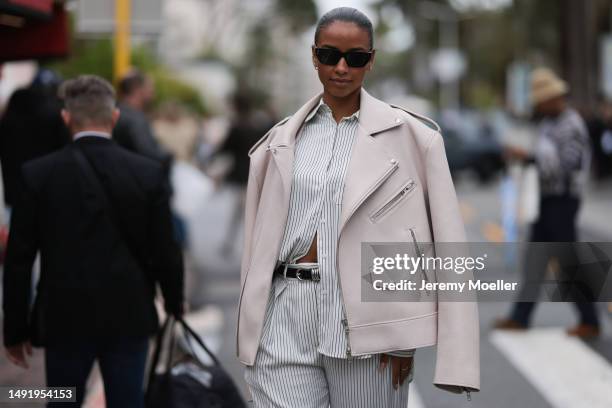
[322,88,361,123]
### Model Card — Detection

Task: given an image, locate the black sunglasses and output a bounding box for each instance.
[314,47,373,68]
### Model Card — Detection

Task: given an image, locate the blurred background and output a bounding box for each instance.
[1,0,612,407]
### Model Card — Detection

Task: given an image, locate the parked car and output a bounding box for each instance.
[438,110,505,183]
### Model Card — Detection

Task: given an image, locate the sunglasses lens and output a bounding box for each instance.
[346,52,372,68]
[315,48,341,65]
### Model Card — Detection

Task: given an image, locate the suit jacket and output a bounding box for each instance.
[3,135,184,347]
[113,103,172,166]
[0,85,70,207]
[237,89,480,394]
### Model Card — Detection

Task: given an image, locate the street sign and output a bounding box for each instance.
[75,0,162,36]
[506,61,531,116]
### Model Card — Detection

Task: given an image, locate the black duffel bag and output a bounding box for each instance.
[145,316,246,408]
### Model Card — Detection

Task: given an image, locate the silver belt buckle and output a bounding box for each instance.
[295,270,304,280]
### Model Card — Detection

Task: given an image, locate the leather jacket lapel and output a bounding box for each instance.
[339,89,404,232]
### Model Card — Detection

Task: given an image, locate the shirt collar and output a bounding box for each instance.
[73,131,111,140]
[304,98,360,123]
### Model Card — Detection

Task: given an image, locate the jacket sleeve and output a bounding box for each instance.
[425,132,480,394]
[2,169,39,346]
[148,172,184,316]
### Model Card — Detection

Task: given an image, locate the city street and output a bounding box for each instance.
[1,1,611,407]
[187,172,612,408]
[0,170,611,408]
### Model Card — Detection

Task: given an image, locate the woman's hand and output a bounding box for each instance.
[379,353,413,390]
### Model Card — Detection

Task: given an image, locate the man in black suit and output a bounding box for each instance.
[0,68,70,207]
[2,75,184,407]
[113,69,171,168]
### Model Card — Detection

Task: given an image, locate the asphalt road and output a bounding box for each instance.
[190,175,612,408]
[0,172,609,408]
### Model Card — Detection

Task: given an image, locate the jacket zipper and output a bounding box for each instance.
[341,318,352,360]
[266,144,289,154]
[337,160,399,360]
[344,160,399,228]
[409,227,430,295]
[338,230,353,360]
[370,179,416,222]
[465,388,472,401]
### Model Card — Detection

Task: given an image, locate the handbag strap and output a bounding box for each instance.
[148,317,172,382]
[177,317,221,366]
[147,316,178,383]
[146,316,221,388]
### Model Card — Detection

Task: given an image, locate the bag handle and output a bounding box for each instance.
[147,316,174,389]
[177,317,221,366]
[146,315,221,391]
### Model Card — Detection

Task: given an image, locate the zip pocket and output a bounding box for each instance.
[266,144,289,154]
[409,227,431,295]
[369,179,416,223]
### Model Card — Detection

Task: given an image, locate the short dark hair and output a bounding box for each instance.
[117,69,148,98]
[59,75,116,127]
[314,7,374,49]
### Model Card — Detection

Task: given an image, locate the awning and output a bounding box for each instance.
[0,4,69,62]
[0,0,54,20]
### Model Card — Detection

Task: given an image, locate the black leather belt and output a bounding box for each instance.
[275,263,321,281]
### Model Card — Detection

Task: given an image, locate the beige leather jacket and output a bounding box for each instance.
[237,88,480,395]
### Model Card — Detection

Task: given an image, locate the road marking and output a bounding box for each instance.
[408,385,426,408]
[491,328,612,408]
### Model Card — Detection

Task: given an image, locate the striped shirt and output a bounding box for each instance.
[535,108,591,197]
[278,98,414,359]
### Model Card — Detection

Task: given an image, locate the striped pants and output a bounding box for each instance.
[245,275,412,408]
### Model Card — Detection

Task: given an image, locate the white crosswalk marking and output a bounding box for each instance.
[491,328,612,408]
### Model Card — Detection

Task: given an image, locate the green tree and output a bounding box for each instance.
[275,0,318,33]
[48,39,206,114]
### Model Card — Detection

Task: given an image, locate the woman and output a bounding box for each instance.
[237,7,480,407]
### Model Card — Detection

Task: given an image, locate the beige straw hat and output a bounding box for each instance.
[530,67,568,105]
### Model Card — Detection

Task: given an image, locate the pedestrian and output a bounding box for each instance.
[494,67,600,337]
[216,91,274,256]
[2,75,184,407]
[237,7,479,407]
[114,69,188,247]
[0,68,70,209]
[113,69,172,170]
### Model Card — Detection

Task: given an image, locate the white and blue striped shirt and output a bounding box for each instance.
[278,98,357,358]
[278,98,414,359]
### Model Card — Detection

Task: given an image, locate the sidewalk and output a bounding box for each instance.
[0,334,45,408]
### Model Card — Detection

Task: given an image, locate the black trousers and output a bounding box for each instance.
[45,336,149,407]
[510,195,600,327]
